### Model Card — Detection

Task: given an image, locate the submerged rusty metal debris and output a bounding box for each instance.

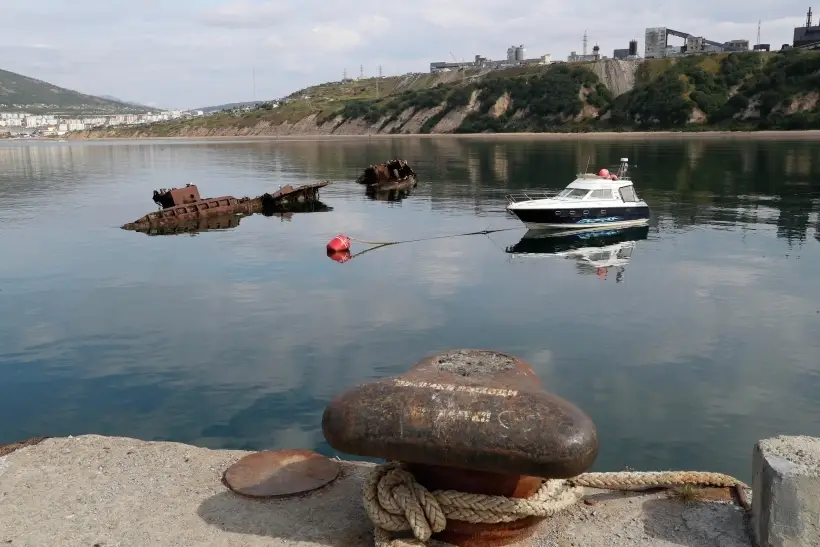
[321,349,599,546]
[356,159,418,191]
[223,449,340,499]
[122,181,331,233]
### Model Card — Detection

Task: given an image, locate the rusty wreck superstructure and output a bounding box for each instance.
[122,181,331,234]
[356,159,418,192]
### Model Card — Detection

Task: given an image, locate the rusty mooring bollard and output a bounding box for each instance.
[321,349,599,546]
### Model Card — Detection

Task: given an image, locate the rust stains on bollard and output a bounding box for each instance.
[321,349,599,546]
[223,449,340,499]
[322,349,598,478]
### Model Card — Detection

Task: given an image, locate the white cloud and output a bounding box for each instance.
[200,0,294,28]
[309,25,362,51]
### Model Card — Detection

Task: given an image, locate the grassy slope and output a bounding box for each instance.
[0,68,145,114]
[81,50,820,136]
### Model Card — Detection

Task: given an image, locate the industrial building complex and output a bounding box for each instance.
[613,40,640,60]
[793,7,820,48]
[428,8,820,73]
[644,27,749,59]
[429,45,552,73]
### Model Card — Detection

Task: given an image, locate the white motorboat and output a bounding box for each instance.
[504,158,650,230]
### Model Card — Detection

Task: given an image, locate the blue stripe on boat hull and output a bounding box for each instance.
[509,205,650,227]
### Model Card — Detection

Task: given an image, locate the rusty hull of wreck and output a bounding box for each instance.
[356,159,418,189]
[122,181,330,232]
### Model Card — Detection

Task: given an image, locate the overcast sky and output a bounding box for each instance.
[0,0,813,110]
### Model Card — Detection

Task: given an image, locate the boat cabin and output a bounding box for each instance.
[554,158,639,203]
[152,184,202,209]
[555,177,640,203]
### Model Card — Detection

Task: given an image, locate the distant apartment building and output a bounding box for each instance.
[0,108,192,133]
[0,112,25,124]
[66,120,85,131]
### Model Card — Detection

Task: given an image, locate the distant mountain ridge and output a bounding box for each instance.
[0,68,147,114]
[100,95,158,110]
[194,101,262,114]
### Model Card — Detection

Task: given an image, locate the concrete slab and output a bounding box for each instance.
[533,489,751,547]
[0,435,754,547]
[752,435,820,547]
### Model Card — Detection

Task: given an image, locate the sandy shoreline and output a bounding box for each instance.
[62,129,820,143]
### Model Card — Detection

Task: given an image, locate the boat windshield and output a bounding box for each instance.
[556,188,590,199]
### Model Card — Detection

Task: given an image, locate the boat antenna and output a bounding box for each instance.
[584,156,591,174]
[619,157,629,177]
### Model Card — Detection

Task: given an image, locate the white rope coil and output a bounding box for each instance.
[363,461,748,547]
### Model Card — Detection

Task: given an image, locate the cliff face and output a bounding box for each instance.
[69,109,473,138]
[68,52,820,139]
[71,62,625,139]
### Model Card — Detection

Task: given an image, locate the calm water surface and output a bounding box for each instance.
[1,137,819,482]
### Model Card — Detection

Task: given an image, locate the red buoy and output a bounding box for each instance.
[597,168,610,178]
[327,234,351,253]
[327,250,352,263]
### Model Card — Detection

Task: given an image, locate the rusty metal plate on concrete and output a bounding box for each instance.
[322,349,599,478]
[223,449,340,498]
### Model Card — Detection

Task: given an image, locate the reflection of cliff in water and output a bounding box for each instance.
[505,225,650,282]
[412,140,820,248]
[130,202,332,236]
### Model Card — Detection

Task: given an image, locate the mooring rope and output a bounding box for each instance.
[363,462,749,547]
[346,227,519,248]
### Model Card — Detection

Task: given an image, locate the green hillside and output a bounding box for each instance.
[73,50,820,137]
[0,68,147,114]
[609,50,820,130]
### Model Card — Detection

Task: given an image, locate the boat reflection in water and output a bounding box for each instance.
[505,225,650,282]
[129,202,333,236]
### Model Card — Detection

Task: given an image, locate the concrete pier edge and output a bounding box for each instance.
[751,435,820,547]
[0,434,818,545]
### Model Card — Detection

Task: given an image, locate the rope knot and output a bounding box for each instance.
[364,462,446,543]
[362,462,749,546]
[363,462,585,546]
